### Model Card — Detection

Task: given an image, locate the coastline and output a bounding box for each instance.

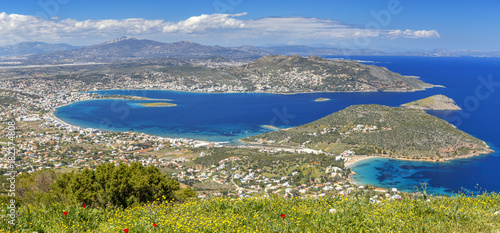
[102,95,174,101]
[87,84,444,96]
[346,148,495,169]
[346,149,495,186]
[50,103,217,147]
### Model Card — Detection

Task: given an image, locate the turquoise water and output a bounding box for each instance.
[55,56,500,195]
[56,89,450,143]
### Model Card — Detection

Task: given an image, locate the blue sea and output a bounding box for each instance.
[55,56,500,195]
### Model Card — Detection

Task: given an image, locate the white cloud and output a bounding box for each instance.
[0,12,247,45]
[0,12,439,46]
[388,29,440,38]
[163,13,246,33]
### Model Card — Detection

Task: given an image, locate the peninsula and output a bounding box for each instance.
[402,95,461,110]
[243,104,491,160]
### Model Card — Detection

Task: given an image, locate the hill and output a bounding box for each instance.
[243,104,491,159]
[402,94,461,110]
[223,55,437,92]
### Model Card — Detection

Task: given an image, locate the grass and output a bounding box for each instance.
[1,193,500,232]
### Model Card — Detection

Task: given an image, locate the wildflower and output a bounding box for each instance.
[124,228,129,233]
[63,211,68,215]
[153,223,157,227]
[329,209,337,214]
[495,211,499,215]
[280,214,286,218]
[82,204,87,208]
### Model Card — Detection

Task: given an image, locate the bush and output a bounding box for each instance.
[51,162,181,208]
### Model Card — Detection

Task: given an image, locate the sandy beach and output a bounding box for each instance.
[344,156,380,168]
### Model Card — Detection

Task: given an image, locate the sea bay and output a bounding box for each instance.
[55,56,500,195]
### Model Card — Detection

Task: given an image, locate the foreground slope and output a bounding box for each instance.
[244,104,491,159]
[3,194,500,232]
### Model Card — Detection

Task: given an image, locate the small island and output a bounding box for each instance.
[315,97,331,102]
[139,102,177,107]
[401,95,461,110]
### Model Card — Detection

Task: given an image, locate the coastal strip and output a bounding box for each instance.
[100,95,173,101]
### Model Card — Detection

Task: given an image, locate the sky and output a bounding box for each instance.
[1,0,499,51]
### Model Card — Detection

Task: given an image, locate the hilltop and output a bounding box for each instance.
[243,104,491,159]
[402,94,461,110]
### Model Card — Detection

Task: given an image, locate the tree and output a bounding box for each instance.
[52,162,182,208]
[174,187,197,202]
[14,169,58,205]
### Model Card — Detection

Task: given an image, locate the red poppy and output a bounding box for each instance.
[63,211,67,215]
[82,204,87,208]
[153,223,157,227]
[124,228,129,233]
[280,214,286,218]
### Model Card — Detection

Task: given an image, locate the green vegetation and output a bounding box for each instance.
[139,102,177,107]
[245,104,491,159]
[8,162,194,209]
[402,94,462,110]
[1,193,499,232]
[192,147,345,183]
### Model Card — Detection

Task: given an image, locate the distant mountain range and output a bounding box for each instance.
[25,37,268,63]
[0,42,80,57]
[1,37,499,63]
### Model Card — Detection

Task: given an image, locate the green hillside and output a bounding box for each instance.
[244,104,491,159]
